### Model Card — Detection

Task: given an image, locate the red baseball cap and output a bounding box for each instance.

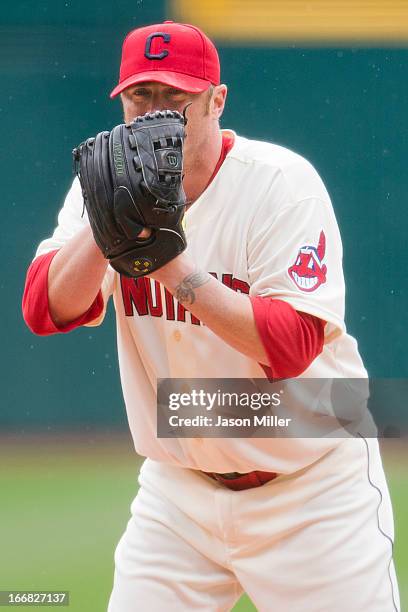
[110,21,220,98]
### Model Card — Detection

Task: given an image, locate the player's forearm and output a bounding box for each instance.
[153,256,269,365]
[48,226,108,326]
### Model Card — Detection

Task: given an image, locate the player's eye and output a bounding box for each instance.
[296,257,301,265]
[167,88,186,97]
[131,89,151,97]
[308,259,314,269]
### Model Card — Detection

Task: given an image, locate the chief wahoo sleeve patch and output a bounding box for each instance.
[288,230,327,292]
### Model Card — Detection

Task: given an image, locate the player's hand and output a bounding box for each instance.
[147,250,193,284]
[137,227,152,239]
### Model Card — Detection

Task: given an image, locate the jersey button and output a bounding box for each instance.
[173,330,182,342]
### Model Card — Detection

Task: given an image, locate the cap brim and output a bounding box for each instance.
[110,71,212,98]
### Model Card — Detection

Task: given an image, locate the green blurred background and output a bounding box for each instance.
[1,1,407,610]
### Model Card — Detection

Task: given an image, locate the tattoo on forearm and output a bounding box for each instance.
[174,271,210,305]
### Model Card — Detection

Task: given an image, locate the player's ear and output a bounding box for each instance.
[211,84,227,120]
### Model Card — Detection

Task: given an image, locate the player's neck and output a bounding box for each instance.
[183,130,223,206]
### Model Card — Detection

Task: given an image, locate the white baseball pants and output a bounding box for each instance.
[108,438,400,612]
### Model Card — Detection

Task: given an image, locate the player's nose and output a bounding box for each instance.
[150,93,181,113]
[150,92,165,111]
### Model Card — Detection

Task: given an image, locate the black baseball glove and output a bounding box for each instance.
[73,110,187,277]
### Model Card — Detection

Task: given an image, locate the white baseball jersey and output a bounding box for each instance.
[35,130,368,474]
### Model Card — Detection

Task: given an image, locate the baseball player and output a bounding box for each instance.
[23,21,400,612]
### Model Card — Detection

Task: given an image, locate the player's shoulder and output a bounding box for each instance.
[227,132,317,174]
[225,131,330,204]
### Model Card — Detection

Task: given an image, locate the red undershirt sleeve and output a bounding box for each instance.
[250,296,325,380]
[22,250,104,336]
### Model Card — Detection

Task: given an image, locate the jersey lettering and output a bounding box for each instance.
[120,275,148,316]
[120,274,250,323]
[145,279,163,317]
